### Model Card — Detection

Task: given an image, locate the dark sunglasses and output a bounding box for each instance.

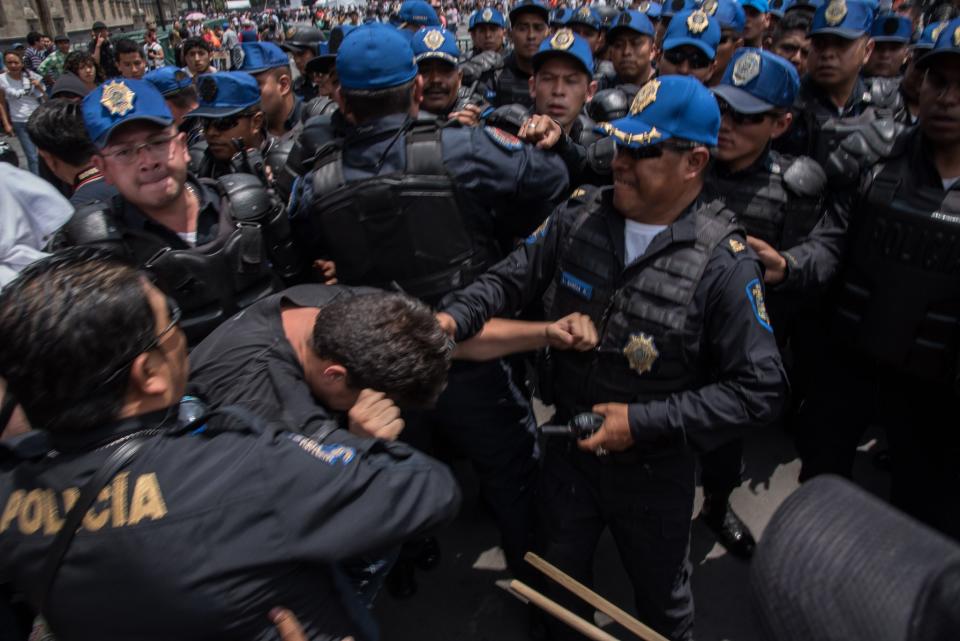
[717,99,774,125]
[201,112,253,131]
[99,296,182,388]
[663,48,711,69]
[617,140,700,160]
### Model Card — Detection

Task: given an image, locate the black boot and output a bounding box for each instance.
[701,496,756,560]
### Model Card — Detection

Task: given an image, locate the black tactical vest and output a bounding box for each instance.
[546,188,743,417]
[833,153,960,383]
[57,176,289,344]
[710,152,826,249]
[307,119,480,303]
[491,56,534,108]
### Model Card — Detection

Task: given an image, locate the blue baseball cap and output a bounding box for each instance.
[661,0,697,19]
[337,23,418,90]
[663,9,721,58]
[532,28,594,76]
[568,5,603,31]
[82,78,173,147]
[190,72,261,118]
[241,42,290,74]
[399,0,441,26]
[810,0,873,39]
[144,66,193,97]
[741,0,770,13]
[707,0,746,32]
[607,10,657,39]
[509,0,550,24]
[550,7,572,26]
[712,48,800,113]
[768,0,793,18]
[918,17,960,68]
[597,75,721,147]
[870,13,912,43]
[470,6,506,28]
[914,21,948,51]
[412,27,461,66]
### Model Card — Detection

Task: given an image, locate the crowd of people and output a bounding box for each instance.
[1,0,959,640]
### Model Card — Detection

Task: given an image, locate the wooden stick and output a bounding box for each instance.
[524,552,671,641]
[509,580,621,641]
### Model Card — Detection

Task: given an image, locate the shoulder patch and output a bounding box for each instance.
[728,238,746,253]
[525,215,551,245]
[745,278,773,333]
[569,187,587,199]
[484,126,523,151]
[286,433,356,465]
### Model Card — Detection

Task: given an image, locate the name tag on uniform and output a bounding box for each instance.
[560,271,593,301]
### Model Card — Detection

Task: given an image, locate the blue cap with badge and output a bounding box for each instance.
[712,48,800,113]
[705,0,746,32]
[190,72,261,118]
[509,0,550,23]
[241,42,290,74]
[337,22,418,90]
[914,20,948,51]
[918,16,960,67]
[568,5,603,31]
[399,0,442,26]
[607,10,656,39]
[810,0,873,39]
[470,6,506,28]
[550,7,572,26]
[597,75,721,147]
[532,28,594,76]
[412,27,461,66]
[870,13,912,43]
[634,1,663,20]
[661,0,697,19]
[82,78,174,147]
[144,66,193,97]
[741,0,770,13]
[663,9,721,58]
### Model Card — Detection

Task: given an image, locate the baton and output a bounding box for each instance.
[537,412,604,439]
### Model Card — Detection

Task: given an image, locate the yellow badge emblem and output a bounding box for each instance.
[701,0,719,16]
[954,25,960,47]
[732,51,762,87]
[423,29,446,51]
[728,238,745,253]
[100,80,136,117]
[638,0,651,12]
[932,22,947,43]
[578,6,592,18]
[630,78,661,115]
[482,7,493,20]
[624,333,659,375]
[570,187,587,198]
[551,28,575,50]
[686,10,710,34]
[824,0,847,26]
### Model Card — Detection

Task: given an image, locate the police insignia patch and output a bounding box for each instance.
[732,52,761,87]
[882,17,899,36]
[100,80,136,117]
[746,278,773,332]
[686,10,709,34]
[824,0,846,27]
[623,333,659,375]
[198,76,218,103]
[482,7,493,20]
[424,29,445,50]
[701,0,719,17]
[772,0,783,8]
[287,433,357,464]
[932,22,947,43]
[638,1,650,13]
[954,25,960,47]
[570,187,587,198]
[728,238,745,253]
[551,28,576,50]
[630,78,660,114]
[484,126,523,150]
[174,70,188,83]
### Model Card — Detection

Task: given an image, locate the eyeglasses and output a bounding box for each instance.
[201,112,254,132]
[100,132,177,162]
[99,295,182,388]
[663,48,711,69]
[616,140,701,160]
[717,99,773,125]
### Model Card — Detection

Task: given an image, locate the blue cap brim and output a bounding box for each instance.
[596,118,672,148]
[415,51,459,66]
[872,36,910,43]
[189,103,257,118]
[663,37,716,59]
[810,27,866,38]
[911,43,934,51]
[532,49,592,76]
[711,84,775,114]
[97,115,173,147]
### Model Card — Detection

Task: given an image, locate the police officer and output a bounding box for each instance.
[282,27,325,101]
[0,249,461,641]
[567,5,605,54]
[439,75,788,640]
[901,21,944,121]
[468,6,508,56]
[55,78,297,345]
[759,19,960,542]
[658,8,722,84]
[412,28,488,125]
[742,0,771,48]
[241,42,304,143]
[598,9,658,89]
[704,48,826,558]
[490,0,551,107]
[864,13,912,79]
[289,22,568,587]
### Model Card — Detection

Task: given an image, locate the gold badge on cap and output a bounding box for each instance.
[686,9,710,34]
[100,80,136,117]
[732,51,762,86]
[423,29,446,50]
[824,0,847,27]
[953,25,960,47]
[638,0,651,12]
[551,28,576,50]
[701,0,719,17]
[578,6,592,18]
[629,78,660,115]
[482,7,493,20]
[623,333,659,375]
[932,21,947,43]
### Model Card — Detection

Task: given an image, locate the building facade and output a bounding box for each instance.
[0,0,180,47]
